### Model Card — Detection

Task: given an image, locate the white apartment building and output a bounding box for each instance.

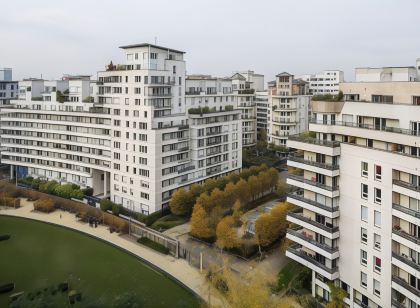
[0,68,18,105]
[267,72,311,146]
[1,44,242,214]
[285,63,420,308]
[299,70,344,95]
[185,72,261,147]
[355,59,420,82]
[256,90,269,133]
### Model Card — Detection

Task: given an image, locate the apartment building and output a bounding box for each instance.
[256,90,269,133]
[1,44,242,214]
[267,72,311,146]
[299,70,344,95]
[285,61,420,308]
[0,68,18,105]
[185,71,261,147]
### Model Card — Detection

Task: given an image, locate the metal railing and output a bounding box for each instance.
[392,252,420,272]
[310,119,420,137]
[287,244,339,274]
[287,228,339,254]
[288,209,339,233]
[288,174,339,192]
[288,134,341,148]
[288,155,339,171]
[392,203,420,219]
[392,275,420,297]
[287,192,339,213]
[393,228,420,245]
[393,179,420,192]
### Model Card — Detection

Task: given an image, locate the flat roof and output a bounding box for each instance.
[119,43,185,54]
[355,66,416,70]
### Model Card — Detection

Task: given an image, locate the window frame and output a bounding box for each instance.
[361,161,368,177]
[361,183,368,200]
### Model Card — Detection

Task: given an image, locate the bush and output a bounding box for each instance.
[39,180,59,195]
[100,199,113,212]
[34,198,55,213]
[112,203,120,216]
[81,187,93,196]
[137,237,169,254]
[0,235,11,241]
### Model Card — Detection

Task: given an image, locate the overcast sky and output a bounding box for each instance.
[1,0,419,82]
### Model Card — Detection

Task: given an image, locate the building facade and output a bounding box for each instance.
[267,72,311,146]
[299,70,344,95]
[1,44,243,214]
[0,68,18,105]
[285,62,420,307]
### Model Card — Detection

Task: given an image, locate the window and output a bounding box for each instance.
[374,188,382,204]
[373,279,381,296]
[361,272,367,288]
[374,256,381,273]
[361,162,368,177]
[361,250,367,266]
[375,165,382,181]
[374,233,381,250]
[361,206,368,222]
[361,227,368,244]
[374,211,381,227]
[361,184,368,199]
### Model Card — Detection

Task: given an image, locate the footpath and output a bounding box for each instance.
[0,199,215,304]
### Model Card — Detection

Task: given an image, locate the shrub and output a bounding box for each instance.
[112,203,120,216]
[137,237,169,254]
[81,187,93,196]
[34,198,55,213]
[31,178,42,190]
[39,181,59,194]
[0,234,11,241]
[100,199,113,212]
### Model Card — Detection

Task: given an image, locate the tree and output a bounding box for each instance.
[234,179,251,206]
[203,178,217,193]
[216,216,238,251]
[215,177,228,190]
[247,175,261,201]
[256,129,268,154]
[190,203,215,240]
[209,188,230,210]
[325,283,347,308]
[232,200,243,226]
[169,188,194,216]
[227,172,240,184]
[196,192,212,212]
[189,183,204,199]
[276,181,289,200]
[239,168,252,180]
[255,212,279,249]
[267,168,279,191]
[39,180,59,194]
[224,182,237,206]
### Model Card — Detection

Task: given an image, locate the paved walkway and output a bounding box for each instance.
[0,199,215,303]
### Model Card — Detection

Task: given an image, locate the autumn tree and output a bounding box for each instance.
[169,188,194,216]
[239,168,252,181]
[247,175,260,201]
[216,215,238,251]
[190,203,215,240]
[234,179,251,206]
[196,192,212,212]
[232,200,243,226]
[189,183,204,200]
[203,178,217,193]
[227,172,240,184]
[223,182,237,206]
[267,167,279,191]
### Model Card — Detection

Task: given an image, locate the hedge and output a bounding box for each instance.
[19,177,84,200]
[136,237,169,254]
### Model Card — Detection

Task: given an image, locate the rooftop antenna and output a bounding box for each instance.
[154,37,157,45]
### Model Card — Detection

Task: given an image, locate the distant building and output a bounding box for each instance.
[0,68,18,105]
[299,70,344,95]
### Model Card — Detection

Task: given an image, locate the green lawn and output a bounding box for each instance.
[150,214,188,231]
[277,261,309,292]
[0,216,199,308]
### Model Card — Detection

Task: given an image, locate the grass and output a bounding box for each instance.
[150,214,188,231]
[277,261,307,292]
[0,216,199,307]
[137,237,170,254]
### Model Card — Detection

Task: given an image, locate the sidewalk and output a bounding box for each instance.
[0,199,213,303]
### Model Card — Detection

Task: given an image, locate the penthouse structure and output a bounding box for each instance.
[0,68,18,105]
[285,59,420,308]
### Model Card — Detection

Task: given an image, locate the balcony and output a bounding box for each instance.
[287,209,339,239]
[286,228,339,259]
[288,155,339,177]
[287,134,341,156]
[392,203,420,226]
[392,228,420,249]
[393,179,420,193]
[287,192,339,219]
[392,252,420,273]
[392,276,420,298]
[287,174,339,198]
[288,155,339,171]
[286,245,339,280]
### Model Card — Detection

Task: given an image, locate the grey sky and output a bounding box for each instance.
[1,0,419,83]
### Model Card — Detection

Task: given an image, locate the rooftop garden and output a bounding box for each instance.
[311,91,343,102]
[188,105,234,114]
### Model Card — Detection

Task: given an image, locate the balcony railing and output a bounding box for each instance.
[392,203,420,219]
[287,245,339,274]
[288,155,339,171]
[393,228,420,245]
[287,228,339,254]
[310,119,420,137]
[392,252,420,272]
[288,134,341,148]
[393,179,420,192]
[288,174,339,192]
[287,192,339,213]
[392,275,420,297]
[288,209,339,233]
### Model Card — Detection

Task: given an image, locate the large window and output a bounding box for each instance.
[361,162,368,177]
[374,211,381,227]
[361,227,368,244]
[373,279,381,296]
[374,188,382,204]
[375,165,382,181]
[361,272,367,288]
[360,250,367,266]
[361,206,368,222]
[374,233,381,250]
[374,256,381,273]
[361,184,368,199]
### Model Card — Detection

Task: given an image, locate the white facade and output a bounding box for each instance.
[256,90,269,132]
[1,44,243,214]
[0,68,18,105]
[267,72,311,146]
[298,70,344,95]
[286,66,420,308]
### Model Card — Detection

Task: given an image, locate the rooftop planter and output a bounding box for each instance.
[311,91,343,102]
[188,105,234,114]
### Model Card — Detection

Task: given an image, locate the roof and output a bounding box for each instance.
[119,43,185,54]
[355,66,416,70]
[231,73,246,80]
[276,72,293,77]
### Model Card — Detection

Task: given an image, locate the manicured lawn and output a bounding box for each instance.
[0,216,199,307]
[277,261,307,292]
[150,214,188,231]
